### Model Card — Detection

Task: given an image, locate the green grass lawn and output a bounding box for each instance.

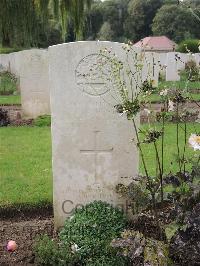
[148,79,200,103]
[149,92,200,103]
[139,123,200,176]
[0,126,52,208]
[0,47,23,54]
[159,80,200,90]
[0,123,200,208]
[0,95,21,105]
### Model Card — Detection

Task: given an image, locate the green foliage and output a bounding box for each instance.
[97,22,114,41]
[115,99,140,120]
[52,0,92,40]
[33,115,51,127]
[165,222,180,241]
[34,235,79,265]
[59,201,127,264]
[125,0,163,41]
[0,0,45,47]
[0,0,91,48]
[84,1,104,40]
[86,255,129,266]
[112,230,171,265]
[152,4,200,42]
[34,201,127,265]
[185,60,200,82]
[0,47,22,54]
[0,71,18,95]
[34,235,60,265]
[177,39,200,53]
[116,182,151,214]
[144,239,171,265]
[0,108,10,126]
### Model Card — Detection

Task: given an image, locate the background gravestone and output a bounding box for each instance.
[142,52,159,87]
[0,54,10,71]
[19,49,50,118]
[166,52,180,81]
[49,41,141,228]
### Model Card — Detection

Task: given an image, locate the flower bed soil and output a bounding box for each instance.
[0,208,54,265]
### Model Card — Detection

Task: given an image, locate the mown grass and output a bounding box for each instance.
[0,47,23,54]
[159,80,200,90]
[0,95,21,105]
[0,126,52,208]
[0,123,199,208]
[149,92,200,103]
[139,123,200,176]
[148,78,200,103]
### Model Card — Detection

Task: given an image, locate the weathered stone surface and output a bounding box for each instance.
[0,54,10,71]
[49,41,140,228]
[142,52,159,87]
[0,49,50,118]
[166,52,181,81]
[19,49,50,118]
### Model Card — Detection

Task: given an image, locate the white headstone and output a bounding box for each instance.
[49,41,140,228]
[9,52,23,77]
[19,49,50,118]
[166,52,180,81]
[0,54,10,71]
[142,52,159,87]
[194,53,200,67]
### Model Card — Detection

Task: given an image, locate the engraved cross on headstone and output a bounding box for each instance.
[80,131,113,183]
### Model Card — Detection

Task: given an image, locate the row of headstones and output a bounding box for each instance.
[159,52,200,81]
[0,42,199,227]
[0,49,50,118]
[0,47,199,119]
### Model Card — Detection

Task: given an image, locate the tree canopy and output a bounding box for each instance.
[0,0,199,48]
[152,3,200,42]
[0,0,92,47]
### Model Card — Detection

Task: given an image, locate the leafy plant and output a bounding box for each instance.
[0,108,10,126]
[177,39,200,53]
[33,115,51,127]
[0,71,18,95]
[59,201,127,264]
[111,229,171,265]
[34,235,61,265]
[34,201,128,265]
[34,235,79,265]
[185,60,200,82]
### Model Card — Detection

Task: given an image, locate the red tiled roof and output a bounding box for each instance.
[134,36,177,51]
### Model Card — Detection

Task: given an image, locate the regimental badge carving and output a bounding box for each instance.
[75,53,112,97]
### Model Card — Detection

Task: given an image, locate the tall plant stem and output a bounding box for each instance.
[132,118,150,181]
[161,112,165,191]
[154,142,163,202]
[176,103,182,173]
[181,122,187,174]
[151,191,160,229]
[132,118,158,220]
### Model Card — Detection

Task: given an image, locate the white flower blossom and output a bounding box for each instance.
[188,134,200,151]
[168,100,175,112]
[160,89,168,96]
[144,108,151,115]
[71,243,81,253]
